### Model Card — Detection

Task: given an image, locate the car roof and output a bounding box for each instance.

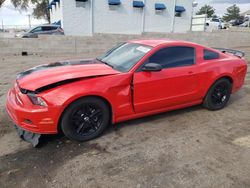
[34,24,60,27]
[129,39,197,47]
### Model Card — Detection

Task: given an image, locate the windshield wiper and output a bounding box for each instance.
[96,58,114,68]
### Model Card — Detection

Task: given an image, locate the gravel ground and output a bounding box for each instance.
[0,49,250,188]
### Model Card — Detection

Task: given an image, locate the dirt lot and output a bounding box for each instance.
[0,48,250,188]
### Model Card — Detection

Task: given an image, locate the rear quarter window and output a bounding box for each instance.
[204,49,220,60]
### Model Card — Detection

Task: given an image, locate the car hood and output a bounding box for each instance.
[17,59,121,92]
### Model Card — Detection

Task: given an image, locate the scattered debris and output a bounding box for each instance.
[21,52,28,56]
[233,135,250,148]
[15,125,41,147]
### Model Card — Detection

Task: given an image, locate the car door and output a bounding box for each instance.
[42,26,58,35]
[133,46,199,113]
[40,26,52,35]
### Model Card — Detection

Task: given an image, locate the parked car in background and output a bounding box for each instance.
[206,18,227,29]
[229,19,244,26]
[239,21,250,27]
[240,16,250,27]
[17,25,64,38]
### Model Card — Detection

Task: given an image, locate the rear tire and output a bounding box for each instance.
[61,97,110,142]
[203,78,232,110]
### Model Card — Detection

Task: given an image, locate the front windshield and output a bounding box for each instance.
[97,43,152,72]
[27,26,38,33]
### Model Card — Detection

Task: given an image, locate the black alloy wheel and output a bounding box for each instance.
[61,97,110,142]
[203,78,232,110]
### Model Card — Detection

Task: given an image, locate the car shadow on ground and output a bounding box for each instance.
[36,104,204,147]
[36,91,244,147]
[3,90,243,149]
[0,105,204,187]
[0,94,243,187]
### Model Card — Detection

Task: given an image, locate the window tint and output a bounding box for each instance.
[31,27,42,33]
[204,49,220,60]
[98,43,152,72]
[147,46,195,69]
[42,26,57,31]
[212,18,220,22]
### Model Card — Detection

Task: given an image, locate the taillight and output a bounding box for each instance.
[58,28,64,33]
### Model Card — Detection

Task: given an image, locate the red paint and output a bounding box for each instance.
[6,39,248,134]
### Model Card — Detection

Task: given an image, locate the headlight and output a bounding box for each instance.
[28,95,48,107]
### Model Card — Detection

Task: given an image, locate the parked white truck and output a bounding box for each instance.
[206,17,226,30]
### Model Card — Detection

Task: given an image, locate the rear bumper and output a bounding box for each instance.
[5,88,60,134]
[232,63,248,93]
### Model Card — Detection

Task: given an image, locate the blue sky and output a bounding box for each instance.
[0,0,250,26]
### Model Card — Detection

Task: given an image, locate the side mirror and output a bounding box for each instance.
[142,63,162,72]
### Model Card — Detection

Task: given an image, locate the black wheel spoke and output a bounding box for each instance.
[70,104,104,136]
[90,109,101,118]
[77,122,85,133]
[89,118,100,130]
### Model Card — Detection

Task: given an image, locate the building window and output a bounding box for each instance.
[108,0,121,6]
[175,6,185,17]
[133,1,145,8]
[155,3,166,10]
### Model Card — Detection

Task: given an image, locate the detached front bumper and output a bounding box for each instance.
[5,88,61,135]
[14,125,41,147]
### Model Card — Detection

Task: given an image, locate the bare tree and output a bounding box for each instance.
[0,0,5,7]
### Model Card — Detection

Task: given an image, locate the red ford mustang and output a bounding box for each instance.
[6,39,248,146]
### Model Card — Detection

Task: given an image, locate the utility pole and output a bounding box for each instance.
[248,5,250,28]
[142,0,146,33]
[171,0,177,33]
[1,20,3,31]
[27,14,31,28]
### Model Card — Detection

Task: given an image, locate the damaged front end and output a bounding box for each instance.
[4,108,42,147]
[5,59,122,147]
[15,125,41,147]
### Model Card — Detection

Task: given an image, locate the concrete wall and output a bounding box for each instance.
[50,0,193,36]
[1,31,250,59]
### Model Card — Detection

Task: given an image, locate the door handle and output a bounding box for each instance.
[188,71,194,74]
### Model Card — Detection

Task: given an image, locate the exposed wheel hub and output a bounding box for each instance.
[84,117,90,122]
[71,105,103,136]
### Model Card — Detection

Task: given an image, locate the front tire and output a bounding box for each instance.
[61,97,110,142]
[203,78,232,110]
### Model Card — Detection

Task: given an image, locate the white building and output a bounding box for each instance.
[49,0,196,36]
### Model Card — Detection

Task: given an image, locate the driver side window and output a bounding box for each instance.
[147,46,195,69]
[31,27,42,33]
